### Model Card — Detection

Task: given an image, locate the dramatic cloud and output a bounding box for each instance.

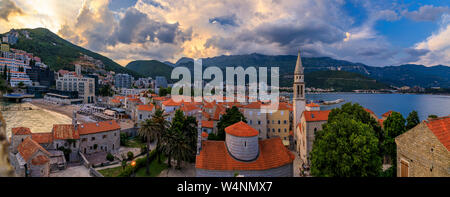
[0,0,24,21]
[413,14,450,66]
[1,0,449,67]
[402,5,450,22]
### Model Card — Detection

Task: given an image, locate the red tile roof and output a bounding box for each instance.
[17,137,50,162]
[152,96,169,101]
[202,120,214,128]
[137,104,154,111]
[162,98,182,106]
[196,138,294,171]
[202,132,209,138]
[31,155,50,165]
[212,105,226,120]
[110,99,121,104]
[53,124,80,140]
[303,110,331,122]
[425,116,450,151]
[12,127,31,135]
[306,103,320,107]
[382,110,393,117]
[180,103,200,112]
[242,102,262,109]
[77,121,121,135]
[225,121,258,137]
[32,133,54,144]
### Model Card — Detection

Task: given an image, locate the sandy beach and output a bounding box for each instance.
[30,99,96,123]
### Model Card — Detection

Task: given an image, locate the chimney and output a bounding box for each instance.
[196,110,203,155]
[72,111,78,130]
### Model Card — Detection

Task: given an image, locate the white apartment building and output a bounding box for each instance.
[56,74,96,104]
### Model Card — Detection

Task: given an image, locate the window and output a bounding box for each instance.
[82,138,87,142]
[103,135,107,139]
[281,111,284,115]
[278,129,281,133]
[91,137,95,141]
[400,159,409,177]
[284,120,287,124]
[244,141,247,147]
[258,120,261,125]
[278,120,281,124]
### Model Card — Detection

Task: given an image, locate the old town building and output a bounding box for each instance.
[395,116,449,177]
[196,121,294,177]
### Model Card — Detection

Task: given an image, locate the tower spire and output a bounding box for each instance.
[294,50,303,75]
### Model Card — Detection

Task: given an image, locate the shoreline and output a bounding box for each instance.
[29,99,94,123]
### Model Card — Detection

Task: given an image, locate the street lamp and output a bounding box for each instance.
[131,160,136,177]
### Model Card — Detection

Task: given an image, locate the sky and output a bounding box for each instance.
[0,0,449,67]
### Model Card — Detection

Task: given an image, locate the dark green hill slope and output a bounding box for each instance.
[2,28,143,78]
[126,60,174,81]
[305,70,390,91]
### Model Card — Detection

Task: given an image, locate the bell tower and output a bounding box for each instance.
[293,50,306,144]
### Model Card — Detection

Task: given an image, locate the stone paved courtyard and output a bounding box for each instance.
[50,165,92,177]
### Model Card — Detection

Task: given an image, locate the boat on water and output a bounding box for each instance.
[322,99,345,105]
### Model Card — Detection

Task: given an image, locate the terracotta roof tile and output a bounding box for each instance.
[242,102,263,109]
[137,104,154,111]
[78,121,121,135]
[202,120,214,128]
[306,103,320,107]
[52,124,80,140]
[303,110,330,122]
[31,155,50,165]
[12,127,31,135]
[196,138,294,171]
[17,137,50,162]
[32,133,53,144]
[382,110,393,117]
[162,98,182,106]
[202,132,209,138]
[180,103,200,112]
[425,116,450,151]
[225,121,258,137]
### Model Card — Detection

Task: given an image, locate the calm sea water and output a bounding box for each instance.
[300,93,450,121]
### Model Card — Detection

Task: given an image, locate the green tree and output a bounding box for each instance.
[382,111,406,177]
[216,106,247,140]
[150,109,170,164]
[406,110,420,130]
[99,84,114,97]
[309,114,382,177]
[428,114,438,119]
[139,119,156,175]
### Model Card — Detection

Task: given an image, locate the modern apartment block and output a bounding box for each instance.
[114,73,133,89]
[56,74,96,104]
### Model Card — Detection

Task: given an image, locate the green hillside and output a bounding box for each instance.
[305,70,390,91]
[2,28,143,78]
[126,60,174,81]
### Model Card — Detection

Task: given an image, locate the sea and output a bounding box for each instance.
[298,93,450,121]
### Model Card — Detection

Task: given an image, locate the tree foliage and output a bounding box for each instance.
[216,106,247,140]
[310,114,382,177]
[382,111,406,176]
[406,110,420,130]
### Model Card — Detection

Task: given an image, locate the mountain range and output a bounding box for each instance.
[2,28,449,89]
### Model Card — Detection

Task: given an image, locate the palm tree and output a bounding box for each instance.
[138,118,156,175]
[150,109,170,164]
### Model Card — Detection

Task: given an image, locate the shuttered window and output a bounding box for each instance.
[400,160,409,177]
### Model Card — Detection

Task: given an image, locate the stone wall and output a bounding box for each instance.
[396,123,450,177]
[79,130,120,155]
[196,163,293,177]
[225,133,259,161]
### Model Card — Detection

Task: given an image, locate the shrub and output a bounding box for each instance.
[120,133,128,146]
[106,153,114,162]
[127,151,134,160]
